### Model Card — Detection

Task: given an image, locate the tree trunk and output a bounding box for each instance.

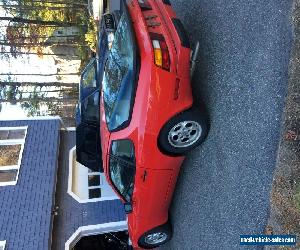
[0,81,79,87]
[0,51,79,58]
[1,5,85,10]
[20,89,78,95]
[28,0,87,6]
[0,41,80,46]
[0,73,80,76]
[0,16,77,26]
[1,35,80,40]
[0,96,78,103]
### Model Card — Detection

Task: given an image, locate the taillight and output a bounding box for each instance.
[150,33,170,71]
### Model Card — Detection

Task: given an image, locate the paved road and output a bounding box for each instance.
[160,0,293,249]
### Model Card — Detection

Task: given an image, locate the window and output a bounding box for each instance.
[68,147,118,203]
[109,140,135,202]
[102,10,138,132]
[81,60,97,89]
[0,240,6,250]
[0,127,27,186]
[87,173,102,199]
[81,91,100,124]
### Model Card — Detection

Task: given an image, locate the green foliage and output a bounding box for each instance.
[2,85,20,104]
[85,30,96,51]
[84,17,97,51]
[21,89,42,116]
[78,45,90,72]
[1,0,94,119]
[4,0,90,51]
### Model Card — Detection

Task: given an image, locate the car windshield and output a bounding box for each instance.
[102,9,137,131]
[109,140,135,202]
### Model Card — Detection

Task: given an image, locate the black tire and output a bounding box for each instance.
[138,223,172,249]
[158,109,208,155]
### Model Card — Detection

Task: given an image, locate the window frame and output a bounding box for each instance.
[87,172,102,199]
[0,126,28,186]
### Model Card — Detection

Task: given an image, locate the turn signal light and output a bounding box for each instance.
[153,40,163,67]
[151,35,170,71]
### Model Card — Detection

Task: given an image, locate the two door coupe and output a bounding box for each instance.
[100,0,208,248]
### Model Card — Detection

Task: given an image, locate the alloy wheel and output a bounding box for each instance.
[167,121,202,148]
[144,232,168,245]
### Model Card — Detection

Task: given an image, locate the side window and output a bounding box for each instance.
[82,91,100,124]
[82,61,96,88]
[87,172,101,199]
[109,140,135,202]
[0,127,27,186]
[111,139,135,164]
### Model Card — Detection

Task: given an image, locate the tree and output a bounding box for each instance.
[1,1,88,6]
[0,81,79,87]
[0,16,77,26]
[0,73,79,76]
[0,50,79,58]
[0,4,85,11]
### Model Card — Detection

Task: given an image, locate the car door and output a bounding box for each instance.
[76,90,103,172]
[76,122,103,172]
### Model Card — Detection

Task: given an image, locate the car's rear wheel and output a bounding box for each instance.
[138,223,172,249]
[158,109,208,155]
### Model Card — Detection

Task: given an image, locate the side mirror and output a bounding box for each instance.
[124,202,133,214]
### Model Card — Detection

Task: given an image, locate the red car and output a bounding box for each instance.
[100,0,208,248]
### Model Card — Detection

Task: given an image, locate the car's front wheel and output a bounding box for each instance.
[138,223,172,249]
[158,109,209,155]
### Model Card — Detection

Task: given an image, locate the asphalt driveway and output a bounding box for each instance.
[160,0,293,249]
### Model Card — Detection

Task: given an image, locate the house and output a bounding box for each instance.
[0,117,127,250]
[49,27,81,44]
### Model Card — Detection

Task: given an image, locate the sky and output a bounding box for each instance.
[0,103,28,119]
[0,6,61,120]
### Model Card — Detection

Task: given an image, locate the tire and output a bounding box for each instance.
[138,223,172,249]
[158,108,208,155]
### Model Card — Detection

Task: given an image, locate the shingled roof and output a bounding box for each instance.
[0,119,61,250]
